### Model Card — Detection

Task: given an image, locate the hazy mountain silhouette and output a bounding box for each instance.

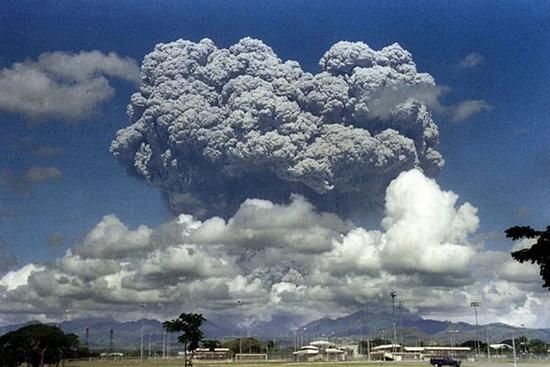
[2,308,549,351]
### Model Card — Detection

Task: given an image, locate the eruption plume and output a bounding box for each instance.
[112,37,443,218]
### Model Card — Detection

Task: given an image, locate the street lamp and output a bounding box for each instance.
[448,330,459,356]
[470,301,480,356]
[397,302,404,346]
[390,290,397,354]
[237,299,243,358]
[64,308,72,323]
[162,330,166,359]
[140,303,146,364]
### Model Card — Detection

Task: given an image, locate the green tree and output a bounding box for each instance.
[221,338,265,354]
[506,226,550,289]
[0,323,81,367]
[163,313,206,367]
[528,339,547,355]
[201,339,220,351]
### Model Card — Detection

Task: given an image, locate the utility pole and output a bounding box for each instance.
[162,330,166,359]
[140,303,146,364]
[64,308,72,323]
[470,301,480,357]
[448,330,458,356]
[487,337,491,366]
[397,302,404,346]
[512,336,517,367]
[393,324,397,353]
[237,299,243,358]
[390,290,397,354]
[109,328,114,352]
[85,327,89,347]
[366,338,371,361]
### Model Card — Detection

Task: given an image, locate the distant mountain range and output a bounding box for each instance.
[298,307,550,345]
[2,307,549,352]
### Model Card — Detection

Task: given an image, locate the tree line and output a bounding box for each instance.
[0,324,90,367]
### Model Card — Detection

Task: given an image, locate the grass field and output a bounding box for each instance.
[64,359,550,367]
[65,362,429,367]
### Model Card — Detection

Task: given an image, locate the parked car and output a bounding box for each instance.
[429,357,461,367]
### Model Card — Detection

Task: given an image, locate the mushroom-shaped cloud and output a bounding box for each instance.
[111,37,444,219]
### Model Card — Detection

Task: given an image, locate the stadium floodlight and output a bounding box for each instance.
[390,290,397,353]
[236,299,243,357]
[470,301,480,356]
[140,303,146,364]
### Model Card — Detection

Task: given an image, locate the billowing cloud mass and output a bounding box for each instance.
[111,38,445,219]
[0,51,140,121]
[1,38,536,328]
[1,169,547,327]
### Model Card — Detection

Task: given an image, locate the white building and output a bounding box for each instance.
[293,340,347,361]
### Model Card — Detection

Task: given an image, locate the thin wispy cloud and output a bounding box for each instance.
[33,145,64,158]
[46,232,66,247]
[451,99,493,122]
[459,52,485,68]
[1,166,63,193]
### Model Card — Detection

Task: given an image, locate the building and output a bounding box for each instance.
[293,340,347,362]
[369,344,402,361]
[192,348,231,361]
[489,344,513,357]
[369,344,471,361]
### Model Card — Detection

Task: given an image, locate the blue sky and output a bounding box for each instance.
[2,0,549,263]
[0,1,549,325]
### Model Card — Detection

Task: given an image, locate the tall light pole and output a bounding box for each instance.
[390,290,397,353]
[64,308,72,323]
[366,338,371,361]
[470,301,480,357]
[512,335,518,367]
[448,330,459,355]
[397,302,404,346]
[162,330,166,359]
[237,299,243,358]
[140,303,146,364]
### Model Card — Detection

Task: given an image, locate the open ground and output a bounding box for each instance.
[64,360,550,367]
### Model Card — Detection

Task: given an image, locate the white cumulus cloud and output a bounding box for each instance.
[1,169,545,327]
[0,50,140,121]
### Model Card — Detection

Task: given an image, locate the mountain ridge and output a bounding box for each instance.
[2,308,549,351]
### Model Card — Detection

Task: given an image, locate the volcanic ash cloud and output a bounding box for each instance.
[111,37,444,218]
